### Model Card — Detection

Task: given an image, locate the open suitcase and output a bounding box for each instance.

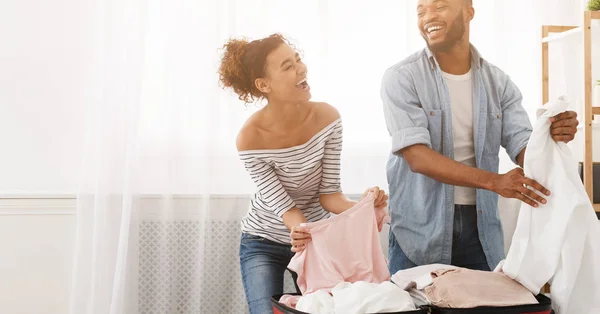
[271,294,427,314]
[271,293,554,314]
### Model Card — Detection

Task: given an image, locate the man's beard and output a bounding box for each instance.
[423,12,466,53]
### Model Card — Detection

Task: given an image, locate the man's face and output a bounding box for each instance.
[417,0,469,53]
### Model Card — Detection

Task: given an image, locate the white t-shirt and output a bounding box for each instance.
[441,69,476,205]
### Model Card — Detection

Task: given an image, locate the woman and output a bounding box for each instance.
[218,33,388,314]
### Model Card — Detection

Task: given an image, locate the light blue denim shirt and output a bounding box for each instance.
[380,44,532,270]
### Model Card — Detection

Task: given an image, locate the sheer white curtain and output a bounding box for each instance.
[68,0,587,313]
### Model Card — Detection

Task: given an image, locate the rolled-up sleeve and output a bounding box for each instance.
[500,75,532,164]
[380,67,431,155]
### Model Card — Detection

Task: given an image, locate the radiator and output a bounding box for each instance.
[139,219,296,314]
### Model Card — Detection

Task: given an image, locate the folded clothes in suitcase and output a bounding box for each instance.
[425,293,553,314]
[271,293,553,314]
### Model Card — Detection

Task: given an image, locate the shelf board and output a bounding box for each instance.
[542,27,581,43]
[592,11,600,19]
[594,203,600,213]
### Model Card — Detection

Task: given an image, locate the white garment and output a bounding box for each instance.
[499,96,600,314]
[295,281,416,314]
[331,281,416,314]
[296,290,335,314]
[442,69,476,205]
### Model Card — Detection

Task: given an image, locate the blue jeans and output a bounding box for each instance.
[239,233,300,314]
[389,205,490,274]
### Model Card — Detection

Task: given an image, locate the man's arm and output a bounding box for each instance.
[517,148,526,168]
[380,67,548,207]
[380,67,497,190]
[402,144,549,207]
[499,74,533,166]
[401,144,497,190]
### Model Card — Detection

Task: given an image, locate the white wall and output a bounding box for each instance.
[0,198,76,314]
[0,0,87,195]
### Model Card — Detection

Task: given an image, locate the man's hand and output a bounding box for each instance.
[549,111,578,143]
[290,225,311,253]
[361,186,388,208]
[491,168,551,208]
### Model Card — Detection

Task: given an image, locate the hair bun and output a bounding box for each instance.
[218,38,253,102]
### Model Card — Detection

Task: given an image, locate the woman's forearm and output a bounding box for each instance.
[319,192,357,214]
[281,208,307,230]
[283,192,358,228]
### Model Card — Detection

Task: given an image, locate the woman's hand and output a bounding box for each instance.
[290,224,311,252]
[362,186,388,208]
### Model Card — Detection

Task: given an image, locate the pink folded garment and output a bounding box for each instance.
[279,294,301,308]
[287,192,391,296]
[424,268,538,308]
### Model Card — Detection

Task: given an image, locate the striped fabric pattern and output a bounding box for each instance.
[238,118,343,244]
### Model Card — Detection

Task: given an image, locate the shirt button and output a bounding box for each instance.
[430,111,434,116]
[497,114,501,119]
[478,210,483,214]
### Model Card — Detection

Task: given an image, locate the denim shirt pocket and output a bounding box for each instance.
[483,111,502,156]
[426,109,444,153]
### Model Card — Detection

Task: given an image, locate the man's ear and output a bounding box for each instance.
[255,78,270,94]
[466,6,475,22]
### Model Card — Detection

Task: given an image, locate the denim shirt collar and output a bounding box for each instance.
[425,43,484,70]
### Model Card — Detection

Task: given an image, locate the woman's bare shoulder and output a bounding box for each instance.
[312,101,341,127]
[235,112,264,152]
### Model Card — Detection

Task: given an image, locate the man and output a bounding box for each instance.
[380,0,579,273]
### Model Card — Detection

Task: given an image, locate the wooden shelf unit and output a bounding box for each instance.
[542,10,600,213]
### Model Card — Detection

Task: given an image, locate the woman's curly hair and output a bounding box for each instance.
[218,33,292,103]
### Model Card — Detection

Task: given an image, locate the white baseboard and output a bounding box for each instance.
[0,198,76,215]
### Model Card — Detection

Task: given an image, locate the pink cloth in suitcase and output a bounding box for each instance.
[424,268,538,308]
[279,295,301,308]
[287,192,391,295]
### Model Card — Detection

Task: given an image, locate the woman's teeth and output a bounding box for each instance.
[297,82,309,90]
[296,78,309,90]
